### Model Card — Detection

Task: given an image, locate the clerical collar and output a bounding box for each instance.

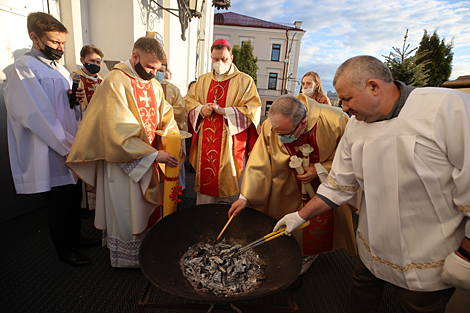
[125,59,145,82]
[27,47,58,70]
[80,68,99,81]
[381,81,416,121]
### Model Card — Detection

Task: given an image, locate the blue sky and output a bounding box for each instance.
[217,0,470,93]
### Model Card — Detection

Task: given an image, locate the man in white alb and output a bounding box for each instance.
[275,55,470,312]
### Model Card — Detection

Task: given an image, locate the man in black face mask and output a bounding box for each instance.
[70,45,104,117]
[66,37,179,268]
[70,45,104,217]
[4,12,96,267]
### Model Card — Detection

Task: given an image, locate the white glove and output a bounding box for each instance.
[273,212,307,236]
[442,251,470,291]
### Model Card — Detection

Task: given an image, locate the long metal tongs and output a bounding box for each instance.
[233,220,311,257]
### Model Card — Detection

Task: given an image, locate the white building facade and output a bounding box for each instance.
[213,12,305,119]
[0,0,215,222]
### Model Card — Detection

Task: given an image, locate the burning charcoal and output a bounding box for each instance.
[180,239,266,297]
[210,256,223,264]
[212,271,222,283]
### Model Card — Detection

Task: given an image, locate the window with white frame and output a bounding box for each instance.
[271,44,281,61]
[268,73,278,90]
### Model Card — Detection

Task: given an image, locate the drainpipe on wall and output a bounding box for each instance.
[281,29,289,95]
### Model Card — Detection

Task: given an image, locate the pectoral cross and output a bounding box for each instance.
[139,90,151,107]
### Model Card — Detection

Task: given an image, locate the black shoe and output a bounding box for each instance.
[75,236,101,248]
[290,274,304,291]
[59,252,91,266]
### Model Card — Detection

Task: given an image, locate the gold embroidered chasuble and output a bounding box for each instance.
[67,62,178,210]
[70,69,102,114]
[241,94,357,256]
[185,64,261,197]
[161,80,186,131]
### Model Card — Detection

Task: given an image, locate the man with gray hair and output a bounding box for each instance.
[229,94,356,288]
[275,55,470,312]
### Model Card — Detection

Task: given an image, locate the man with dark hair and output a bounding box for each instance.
[276,55,470,312]
[185,38,261,205]
[66,37,179,268]
[70,44,105,214]
[70,45,104,116]
[4,12,93,266]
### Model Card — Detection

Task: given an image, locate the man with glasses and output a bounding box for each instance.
[229,94,357,288]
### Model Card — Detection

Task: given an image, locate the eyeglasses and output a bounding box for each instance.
[271,120,302,140]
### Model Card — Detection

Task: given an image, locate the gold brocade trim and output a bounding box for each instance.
[164,176,178,182]
[326,176,360,192]
[357,231,445,272]
[457,205,470,214]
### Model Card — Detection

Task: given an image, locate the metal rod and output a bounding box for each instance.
[151,0,180,18]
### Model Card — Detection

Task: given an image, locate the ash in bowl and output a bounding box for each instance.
[181,239,266,296]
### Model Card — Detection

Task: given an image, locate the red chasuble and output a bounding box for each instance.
[80,76,102,103]
[199,80,230,197]
[283,128,334,255]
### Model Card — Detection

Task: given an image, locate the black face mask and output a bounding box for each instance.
[38,37,63,60]
[84,63,100,75]
[135,61,154,81]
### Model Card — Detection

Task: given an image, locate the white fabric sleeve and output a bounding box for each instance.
[189,105,204,132]
[434,92,470,238]
[314,163,329,183]
[224,107,252,137]
[317,133,360,206]
[4,62,74,156]
[239,194,247,201]
[119,151,158,183]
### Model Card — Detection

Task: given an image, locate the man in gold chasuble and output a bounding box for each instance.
[67,37,179,268]
[229,94,357,278]
[185,39,261,204]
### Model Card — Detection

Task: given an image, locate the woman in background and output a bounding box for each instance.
[300,71,331,105]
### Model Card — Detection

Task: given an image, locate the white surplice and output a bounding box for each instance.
[318,87,470,291]
[4,55,78,194]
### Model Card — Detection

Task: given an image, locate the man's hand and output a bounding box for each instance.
[442,251,470,291]
[156,151,178,168]
[228,199,247,218]
[68,87,85,102]
[317,93,331,105]
[273,212,307,236]
[209,103,225,116]
[201,104,213,117]
[297,163,318,184]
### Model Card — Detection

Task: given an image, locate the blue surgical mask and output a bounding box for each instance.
[278,134,297,144]
[155,72,165,82]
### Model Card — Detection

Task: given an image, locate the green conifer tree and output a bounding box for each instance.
[232,41,258,85]
[383,29,430,87]
[416,29,454,87]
